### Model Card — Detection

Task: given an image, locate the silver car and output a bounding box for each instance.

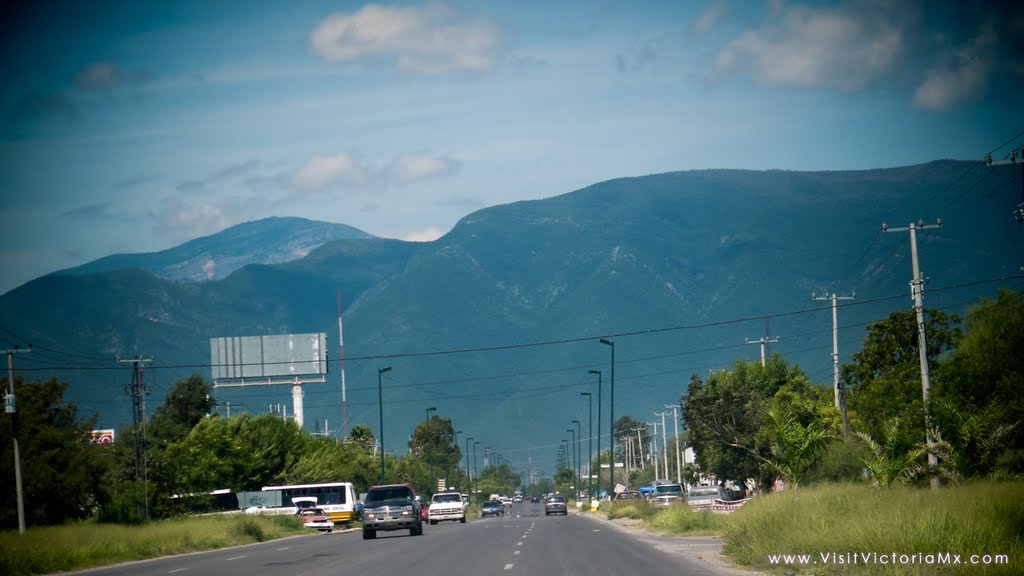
[686,485,728,509]
[651,483,685,507]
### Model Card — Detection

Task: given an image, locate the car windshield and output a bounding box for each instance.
[433,493,461,503]
[655,485,683,494]
[365,488,413,504]
[547,496,566,503]
[484,501,501,507]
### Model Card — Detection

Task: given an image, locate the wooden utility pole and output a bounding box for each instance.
[5,346,31,533]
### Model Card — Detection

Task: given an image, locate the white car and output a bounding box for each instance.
[686,485,729,509]
[296,507,334,532]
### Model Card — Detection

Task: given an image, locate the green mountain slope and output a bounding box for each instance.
[2,161,1020,476]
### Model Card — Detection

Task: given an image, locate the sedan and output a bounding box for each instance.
[296,508,334,532]
[544,495,568,516]
[481,500,505,517]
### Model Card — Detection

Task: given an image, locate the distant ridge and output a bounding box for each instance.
[49,217,373,283]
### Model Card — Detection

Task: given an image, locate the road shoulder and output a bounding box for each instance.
[579,511,766,576]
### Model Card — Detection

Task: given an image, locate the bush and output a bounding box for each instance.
[650,506,728,535]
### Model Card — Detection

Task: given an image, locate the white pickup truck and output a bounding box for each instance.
[428,491,467,525]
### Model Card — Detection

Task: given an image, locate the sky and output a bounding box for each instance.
[1,0,1022,295]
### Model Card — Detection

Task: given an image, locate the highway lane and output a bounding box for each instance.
[63,502,739,576]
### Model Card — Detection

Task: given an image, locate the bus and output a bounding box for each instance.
[241,482,358,525]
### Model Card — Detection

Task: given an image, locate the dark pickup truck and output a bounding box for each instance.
[361,483,423,539]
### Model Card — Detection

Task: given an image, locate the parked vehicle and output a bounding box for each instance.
[544,494,568,516]
[296,507,334,532]
[651,483,685,508]
[614,490,642,502]
[687,485,729,509]
[481,500,505,517]
[361,484,423,539]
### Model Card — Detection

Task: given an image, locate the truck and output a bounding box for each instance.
[428,490,467,524]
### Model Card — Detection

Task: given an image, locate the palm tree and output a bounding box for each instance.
[855,418,923,488]
[765,403,836,489]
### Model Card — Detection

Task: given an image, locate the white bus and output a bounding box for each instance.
[243,482,358,525]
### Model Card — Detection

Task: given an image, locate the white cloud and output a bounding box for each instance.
[913,24,996,111]
[692,2,729,35]
[402,226,446,242]
[308,3,500,74]
[152,196,228,241]
[292,151,458,191]
[712,1,906,92]
[385,152,460,185]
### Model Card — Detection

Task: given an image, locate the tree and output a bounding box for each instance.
[855,418,923,488]
[147,374,216,444]
[765,402,836,489]
[843,308,961,456]
[349,424,376,453]
[683,355,835,491]
[0,377,111,528]
[934,289,1024,478]
[407,416,461,488]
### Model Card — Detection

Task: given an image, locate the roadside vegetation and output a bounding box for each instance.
[0,514,306,576]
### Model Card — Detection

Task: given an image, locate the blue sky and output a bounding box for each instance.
[1,0,1021,295]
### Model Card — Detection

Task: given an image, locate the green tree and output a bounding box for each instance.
[935,289,1024,477]
[843,308,961,456]
[0,377,111,528]
[349,424,376,453]
[856,418,923,488]
[407,416,461,489]
[147,374,216,444]
[765,402,836,489]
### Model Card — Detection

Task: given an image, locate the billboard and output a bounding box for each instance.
[88,429,115,444]
[210,333,328,380]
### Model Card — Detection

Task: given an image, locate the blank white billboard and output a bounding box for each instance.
[210,333,328,380]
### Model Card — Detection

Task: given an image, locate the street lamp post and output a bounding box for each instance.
[587,369,602,497]
[426,406,437,487]
[599,338,615,498]
[465,436,474,503]
[566,428,576,498]
[377,366,392,483]
[473,441,480,501]
[580,391,592,501]
[572,419,581,500]
[452,429,462,488]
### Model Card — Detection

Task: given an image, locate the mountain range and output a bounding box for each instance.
[2,160,1021,476]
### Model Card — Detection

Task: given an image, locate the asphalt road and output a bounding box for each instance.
[64,502,742,576]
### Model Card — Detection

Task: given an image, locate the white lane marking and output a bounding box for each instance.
[514,550,521,556]
[169,569,186,574]
[227,556,246,561]
[276,547,290,550]
[504,564,514,570]
[592,529,601,532]
[516,541,523,546]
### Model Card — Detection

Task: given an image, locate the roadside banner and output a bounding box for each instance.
[712,498,751,513]
[87,429,115,444]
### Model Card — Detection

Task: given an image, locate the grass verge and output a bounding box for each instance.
[723,482,1024,575]
[0,514,307,576]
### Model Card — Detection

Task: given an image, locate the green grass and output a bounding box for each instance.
[723,482,1024,575]
[0,514,308,576]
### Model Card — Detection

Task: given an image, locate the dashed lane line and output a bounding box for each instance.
[504,564,514,570]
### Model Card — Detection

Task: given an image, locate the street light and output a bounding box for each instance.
[465,436,474,504]
[580,391,592,501]
[473,441,480,500]
[587,369,602,497]
[572,419,581,499]
[566,428,577,499]
[426,406,438,487]
[451,429,462,488]
[377,366,392,483]
[599,338,615,498]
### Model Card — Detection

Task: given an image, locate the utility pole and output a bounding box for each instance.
[5,346,31,534]
[119,356,152,520]
[636,427,644,471]
[883,218,942,490]
[984,148,1024,223]
[812,291,855,437]
[656,411,669,480]
[745,336,779,367]
[667,404,682,485]
[650,421,660,480]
